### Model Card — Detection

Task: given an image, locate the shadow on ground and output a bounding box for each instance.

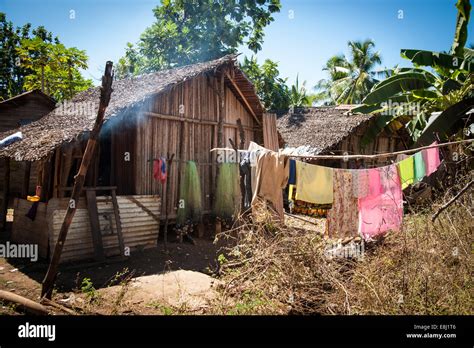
[3,238,219,294]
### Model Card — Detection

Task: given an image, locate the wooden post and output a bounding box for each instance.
[1,158,10,232]
[22,162,31,197]
[41,62,114,299]
[236,119,246,211]
[85,190,105,261]
[215,69,226,235]
[163,153,174,249]
[110,188,125,257]
[216,69,226,149]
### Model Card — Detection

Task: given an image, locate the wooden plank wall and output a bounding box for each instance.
[335,124,402,169]
[0,161,39,226]
[0,100,53,132]
[10,198,48,258]
[47,195,161,263]
[132,73,257,218]
[262,113,279,151]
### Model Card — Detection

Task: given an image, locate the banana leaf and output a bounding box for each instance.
[415,97,474,146]
[362,72,434,105]
[451,0,471,56]
[401,49,474,73]
[360,114,404,147]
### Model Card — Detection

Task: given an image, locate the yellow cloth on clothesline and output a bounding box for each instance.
[398,156,415,189]
[295,161,333,204]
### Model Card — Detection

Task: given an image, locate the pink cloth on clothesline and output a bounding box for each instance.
[422,142,441,176]
[358,165,403,240]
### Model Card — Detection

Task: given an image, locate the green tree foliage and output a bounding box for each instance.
[240,56,290,111]
[0,13,56,99]
[17,38,93,101]
[0,12,92,101]
[315,39,382,105]
[115,0,281,78]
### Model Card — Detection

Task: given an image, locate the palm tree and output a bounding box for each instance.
[314,54,350,104]
[288,74,317,108]
[316,39,382,104]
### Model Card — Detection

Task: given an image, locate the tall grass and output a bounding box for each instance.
[211,174,473,315]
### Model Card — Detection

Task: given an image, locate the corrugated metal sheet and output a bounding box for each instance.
[49,195,161,263]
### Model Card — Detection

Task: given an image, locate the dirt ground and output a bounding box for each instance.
[0,237,220,315]
[0,216,322,315]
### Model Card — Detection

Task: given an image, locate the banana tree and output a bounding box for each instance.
[352,0,473,146]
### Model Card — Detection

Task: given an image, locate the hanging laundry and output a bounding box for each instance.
[153,158,167,183]
[288,184,295,203]
[25,202,39,221]
[176,161,202,226]
[0,131,22,149]
[368,167,382,196]
[295,161,333,204]
[422,142,441,176]
[352,169,370,198]
[215,162,241,220]
[413,151,426,182]
[327,170,359,238]
[251,150,289,219]
[358,165,403,240]
[239,151,252,209]
[289,186,330,217]
[288,159,296,185]
[397,155,415,189]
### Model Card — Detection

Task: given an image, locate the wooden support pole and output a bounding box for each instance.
[41,61,114,299]
[236,120,246,209]
[22,162,31,197]
[110,188,125,257]
[163,153,174,249]
[1,158,10,232]
[216,70,226,149]
[0,290,49,315]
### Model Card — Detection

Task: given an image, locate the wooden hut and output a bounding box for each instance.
[0,55,274,262]
[0,90,56,230]
[277,105,407,168]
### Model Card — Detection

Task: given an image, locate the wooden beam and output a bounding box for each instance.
[41,61,114,299]
[225,72,261,126]
[85,190,105,261]
[0,290,48,315]
[110,188,125,257]
[217,71,225,148]
[142,112,258,131]
[1,158,10,231]
[22,162,31,197]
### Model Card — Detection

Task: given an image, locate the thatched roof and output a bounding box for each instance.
[0,89,56,108]
[277,106,375,154]
[0,54,262,161]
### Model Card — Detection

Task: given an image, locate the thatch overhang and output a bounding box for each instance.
[277,106,376,154]
[0,54,263,161]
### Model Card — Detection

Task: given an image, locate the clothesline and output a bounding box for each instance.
[210,139,473,160]
[288,139,473,160]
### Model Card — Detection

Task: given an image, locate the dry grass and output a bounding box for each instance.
[210,174,473,315]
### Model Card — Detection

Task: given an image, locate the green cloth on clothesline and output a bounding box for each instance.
[176,161,202,225]
[414,151,426,183]
[214,163,241,221]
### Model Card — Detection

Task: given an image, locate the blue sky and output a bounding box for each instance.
[2,0,472,88]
